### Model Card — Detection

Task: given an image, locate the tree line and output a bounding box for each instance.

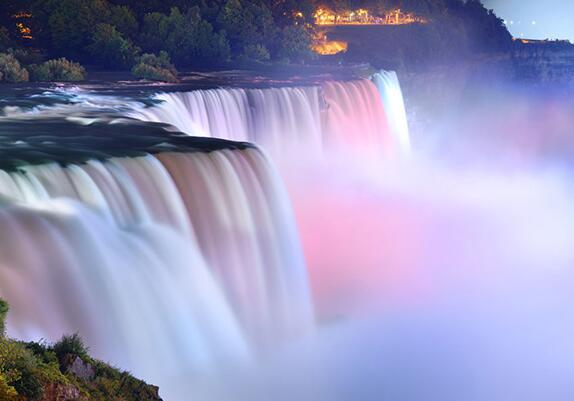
[0,0,316,71]
[0,0,513,80]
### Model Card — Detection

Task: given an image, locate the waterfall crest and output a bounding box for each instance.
[130,72,409,156]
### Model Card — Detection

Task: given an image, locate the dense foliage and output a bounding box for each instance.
[0,0,316,71]
[0,299,161,401]
[139,7,231,66]
[132,51,179,82]
[29,58,87,81]
[88,23,140,69]
[0,0,513,74]
[0,27,13,52]
[0,53,29,83]
[0,300,7,337]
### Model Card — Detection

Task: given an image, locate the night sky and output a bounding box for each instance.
[483,0,574,41]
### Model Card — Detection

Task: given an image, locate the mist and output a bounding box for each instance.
[163,160,574,400]
[157,76,574,401]
[3,72,573,401]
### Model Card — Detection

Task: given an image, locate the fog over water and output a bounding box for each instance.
[153,76,574,400]
[199,78,574,401]
[2,73,574,401]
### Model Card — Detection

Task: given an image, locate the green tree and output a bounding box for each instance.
[460,0,511,52]
[139,12,166,53]
[217,0,276,54]
[29,58,86,81]
[132,51,178,82]
[185,7,231,64]
[0,53,29,82]
[0,300,8,337]
[43,0,111,58]
[0,373,18,401]
[277,24,313,63]
[52,333,89,361]
[109,5,139,39]
[243,43,270,62]
[0,307,44,401]
[0,28,12,52]
[140,7,230,66]
[88,23,140,69]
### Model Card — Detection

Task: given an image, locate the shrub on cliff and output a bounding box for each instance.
[53,333,89,361]
[0,372,18,400]
[0,338,45,400]
[29,58,86,82]
[0,54,29,83]
[132,51,178,82]
[0,300,160,400]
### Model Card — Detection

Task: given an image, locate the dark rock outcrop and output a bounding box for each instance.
[513,42,574,84]
[64,355,96,381]
[40,382,82,401]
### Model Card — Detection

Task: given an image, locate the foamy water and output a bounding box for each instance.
[1,71,572,401]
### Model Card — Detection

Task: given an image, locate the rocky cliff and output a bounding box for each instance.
[0,299,162,401]
[512,42,574,84]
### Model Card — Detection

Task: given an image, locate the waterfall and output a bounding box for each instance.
[0,70,411,399]
[129,86,324,156]
[371,70,411,154]
[0,146,313,385]
[321,78,393,155]
[129,71,410,156]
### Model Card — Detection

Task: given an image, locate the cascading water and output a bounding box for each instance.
[0,70,413,400]
[371,71,411,154]
[0,70,410,157]
[129,71,410,157]
[0,125,313,396]
[128,87,323,153]
[123,72,412,321]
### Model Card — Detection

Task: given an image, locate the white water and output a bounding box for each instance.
[372,70,411,153]
[0,71,413,399]
[129,71,409,158]
[0,148,312,395]
[3,68,573,401]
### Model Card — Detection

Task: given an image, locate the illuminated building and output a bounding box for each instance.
[313,7,427,26]
[13,12,33,40]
